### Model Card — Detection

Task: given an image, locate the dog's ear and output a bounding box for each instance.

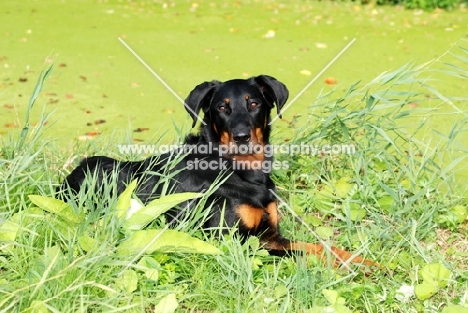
[184,80,220,127]
[253,75,289,118]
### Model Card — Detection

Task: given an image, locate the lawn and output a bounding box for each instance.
[1,0,466,141]
[1,1,468,312]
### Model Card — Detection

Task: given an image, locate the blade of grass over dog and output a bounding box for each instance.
[117,229,221,256]
[124,192,203,230]
[116,179,138,220]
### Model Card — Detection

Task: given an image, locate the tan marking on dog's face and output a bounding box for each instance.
[219,130,231,146]
[254,127,264,146]
[220,127,266,169]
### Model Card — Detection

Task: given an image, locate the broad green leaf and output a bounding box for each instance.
[441,305,468,313]
[117,229,222,256]
[115,269,138,294]
[0,220,20,241]
[334,177,353,199]
[137,256,160,281]
[349,206,366,221]
[26,300,49,313]
[251,257,263,270]
[138,256,160,269]
[29,195,83,224]
[43,245,63,264]
[77,235,98,252]
[414,283,438,300]
[274,284,288,298]
[316,226,333,240]
[154,293,179,313]
[246,236,260,251]
[124,192,202,230]
[309,304,352,313]
[316,185,335,200]
[420,263,452,288]
[302,215,322,227]
[322,289,339,305]
[144,268,159,281]
[116,179,138,220]
[377,195,393,212]
[452,205,468,223]
[334,305,353,313]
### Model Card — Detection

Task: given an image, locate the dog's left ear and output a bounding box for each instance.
[184,80,220,127]
[253,75,289,118]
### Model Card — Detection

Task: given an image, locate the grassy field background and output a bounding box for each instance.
[1,0,466,142]
[1,1,468,312]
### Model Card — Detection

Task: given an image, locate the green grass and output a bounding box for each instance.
[1,36,468,312]
[1,1,468,312]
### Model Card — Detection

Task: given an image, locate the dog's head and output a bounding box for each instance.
[184,75,288,152]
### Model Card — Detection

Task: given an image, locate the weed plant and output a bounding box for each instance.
[0,40,467,312]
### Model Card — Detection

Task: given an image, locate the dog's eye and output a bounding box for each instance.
[250,102,259,109]
[218,105,226,112]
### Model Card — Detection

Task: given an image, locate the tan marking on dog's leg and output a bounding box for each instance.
[236,204,263,230]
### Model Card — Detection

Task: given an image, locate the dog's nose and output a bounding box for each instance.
[233,132,251,143]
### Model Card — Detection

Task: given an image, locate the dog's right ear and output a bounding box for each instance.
[184,80,220,127]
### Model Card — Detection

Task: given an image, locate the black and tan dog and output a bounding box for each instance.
[59,75,375,267]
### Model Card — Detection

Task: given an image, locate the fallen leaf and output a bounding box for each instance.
[47,99,59,104]
[65,93,74,99]
[4,123,17,128]
[3,104,14,109]
[263,30,275,38]
[315,42,327,49]
[58,63,67,68]
[130,82,140,88]
[19,77,28,82]
[94,119,106,125]
[163,108,175,113]
[300,70,311,76]
[134,127,149,133]
[85,131,100,137]
[325,77,337,85]
[32,121,48,127]
[79,75,87,82]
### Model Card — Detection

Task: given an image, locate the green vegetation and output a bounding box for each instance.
[1,1,468,312]
[1,37,467,312]
[371,0,467,11]
[1,1,466,142]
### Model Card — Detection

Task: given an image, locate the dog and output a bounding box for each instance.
[59,75,375,268]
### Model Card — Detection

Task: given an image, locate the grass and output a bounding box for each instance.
[1,35,468,312]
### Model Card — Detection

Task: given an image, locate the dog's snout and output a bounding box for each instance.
[233,132,251,143]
